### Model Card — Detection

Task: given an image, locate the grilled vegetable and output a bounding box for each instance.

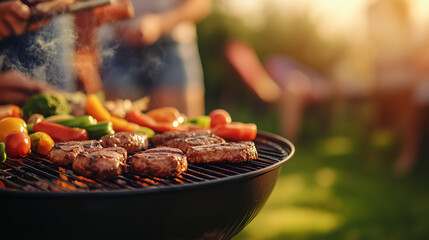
[0,142,6,162]
[4,131,31,157]
[126,110,184,133]
[22,93,70,120]
[84,121,115,140]
[187,116,210,128]
[211,122,257,141]
[146,107,182,123]
[136,126,155,138]
[33,121,89,142]
[85,94,138,132]
[44,114,74,123]
[209,109,231,128]
[56,115,97,128]
[110,116,139,132]
[27,123,34,134]
[29,132,55,155]
[0,105,22,120]
[27,114,44,124]
[85,94,111,121]
[0,117,28,142]
[208,109,257,141]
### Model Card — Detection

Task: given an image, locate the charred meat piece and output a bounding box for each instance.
[162,134,226,153]
[73,147,127,180]
[186,141,258,163]
[151,130,211,146]
[100,132,148,153]
[129,147,187,178]
[48,140,102,165]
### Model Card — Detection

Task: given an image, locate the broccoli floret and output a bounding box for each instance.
[22,93,70,120]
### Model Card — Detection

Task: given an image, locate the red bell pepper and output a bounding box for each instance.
[0,105,22,120]
[33,121,89,142]
[211,122,257,141]
[126,110,185,133]
[146,107,182,124]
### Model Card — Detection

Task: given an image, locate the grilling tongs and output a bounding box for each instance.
[21,0,113,22]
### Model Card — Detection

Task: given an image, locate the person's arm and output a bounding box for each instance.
[0,71,62,105]
[117,0,212,46]
[0,1,31,41]
[158,0,212,35]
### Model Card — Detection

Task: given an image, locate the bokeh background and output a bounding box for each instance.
[196,0,429,239]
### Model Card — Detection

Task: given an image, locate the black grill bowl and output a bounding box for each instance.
[0,131,294,240]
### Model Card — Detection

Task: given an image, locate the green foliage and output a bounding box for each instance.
[233,102,429,240]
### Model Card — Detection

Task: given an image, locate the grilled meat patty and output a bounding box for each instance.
[73,147,127,179]
[100,132,148,153]
[186,141,258,163]
[162,134,226,152]
[129,147,187,178]
[48,140,102,165]
[151,130,211,146]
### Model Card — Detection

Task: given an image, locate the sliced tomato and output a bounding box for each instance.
[4,131,31,157]
[211,122,257,141]
[209,109,231,128]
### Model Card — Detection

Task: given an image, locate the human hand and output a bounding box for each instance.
[118,14,164,46]
[0,1,31,41]
[0,71,60,106]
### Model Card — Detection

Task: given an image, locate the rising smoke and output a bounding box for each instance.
[0,15,77,92]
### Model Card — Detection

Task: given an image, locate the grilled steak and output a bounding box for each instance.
[186,141,258,163]
[151,130,211,146]
[48,140,102,165]
[129,147,187,178]
[100,132,148,153]
[73,147,127,179]
[162,134,226,152]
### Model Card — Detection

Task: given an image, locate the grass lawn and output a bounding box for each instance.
[233,106,429,240]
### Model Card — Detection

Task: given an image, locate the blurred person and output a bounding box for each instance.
[264,55,330,141]
[367,0,424,175]
[0,0,75,106]
[225,39,330,141]
[100,0,211,118]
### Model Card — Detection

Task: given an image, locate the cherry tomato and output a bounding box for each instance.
[211,122,257,141]
[0,117,28,142]
[209,109,232,128]
[4,131,31,157]
[29,132,55,155]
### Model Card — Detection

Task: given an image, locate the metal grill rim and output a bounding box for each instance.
[0,132,294,194]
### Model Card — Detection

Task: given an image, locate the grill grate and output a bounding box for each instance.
[0,135,291,192]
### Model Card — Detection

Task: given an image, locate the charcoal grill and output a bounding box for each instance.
[0,131,294,240]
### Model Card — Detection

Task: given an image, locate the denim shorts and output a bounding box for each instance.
[100,37,204,100]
